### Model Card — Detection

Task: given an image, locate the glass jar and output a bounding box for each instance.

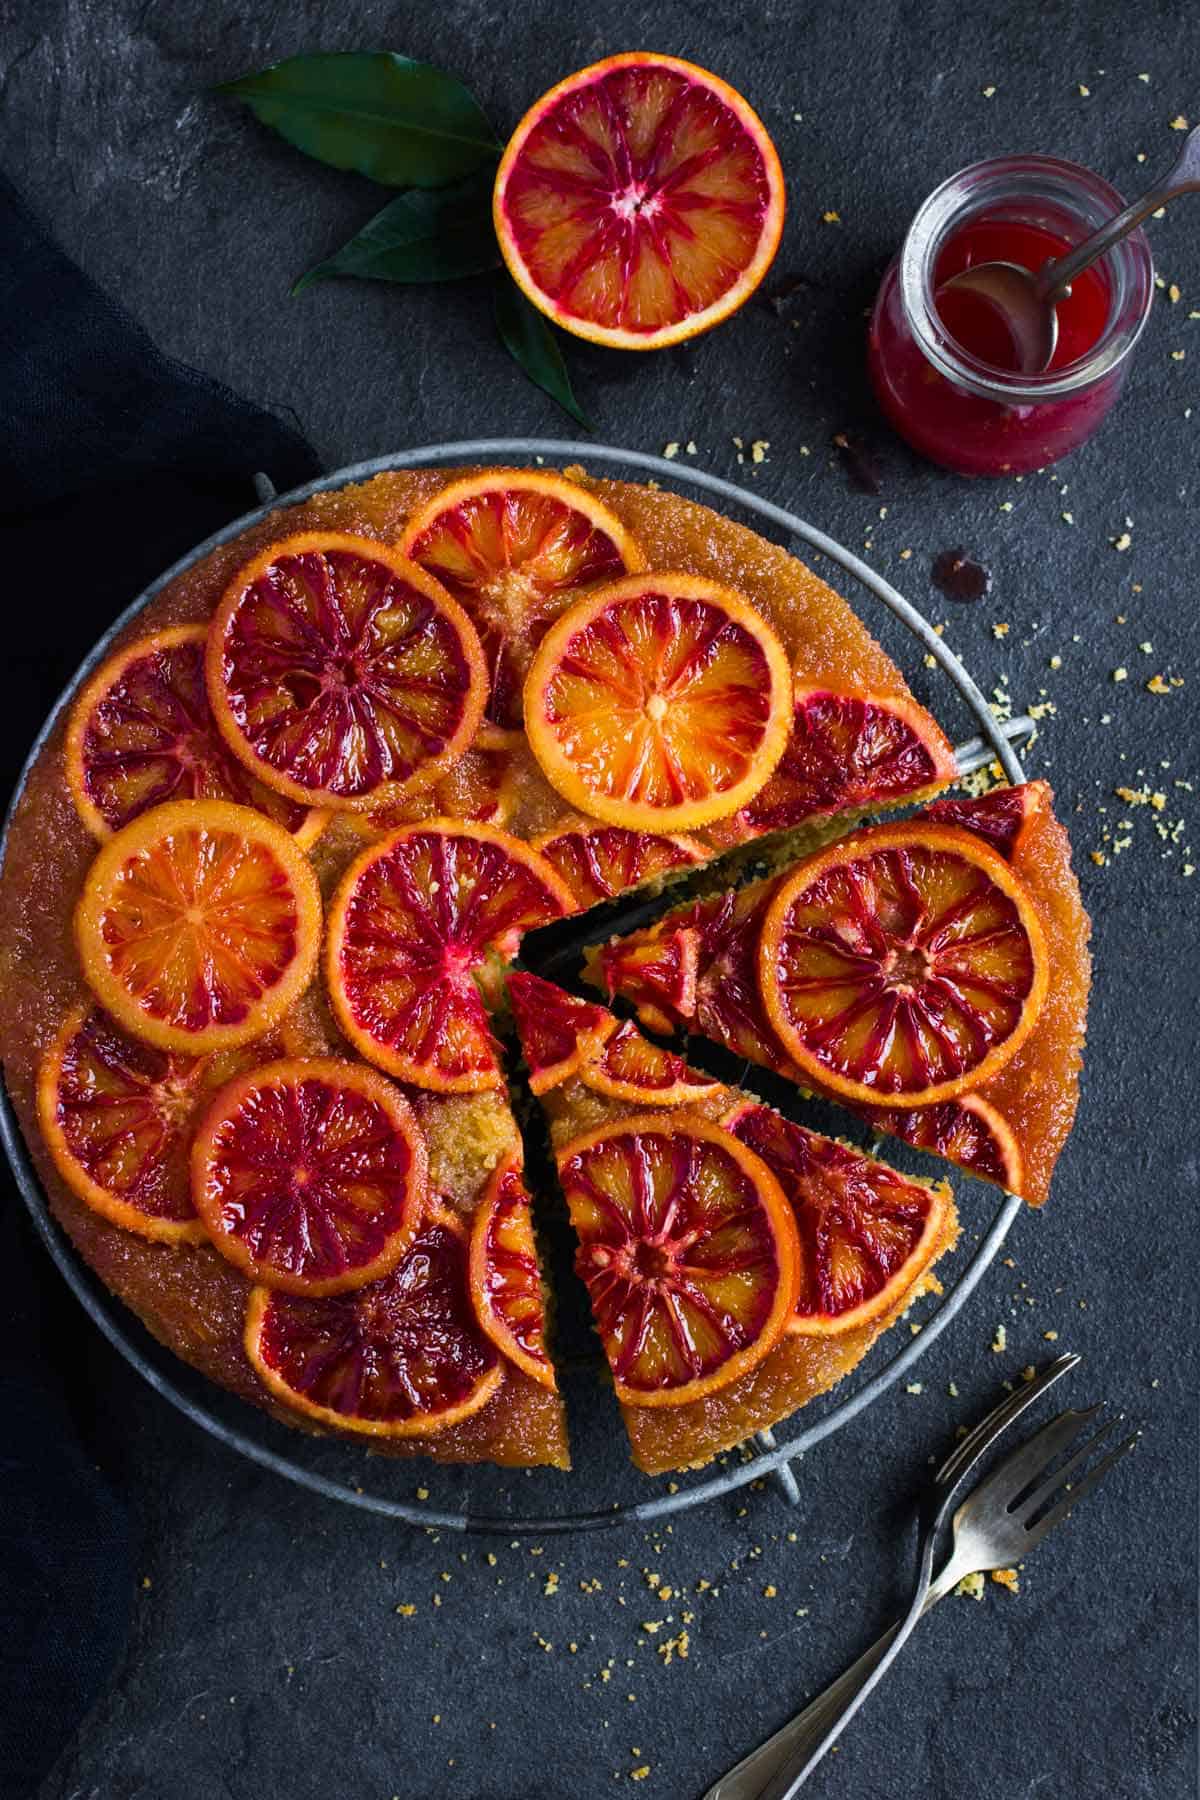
[867,154,1155,476]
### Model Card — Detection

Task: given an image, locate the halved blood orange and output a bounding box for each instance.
[468,1156,557,1388]
[206,533,487,810]
[524,575,792,830]
[727,688,958,841]
[759,821,1049,1107]
[65,626,326,846]
[326,824,573,1091]
[924,782,1046,860]
[399,471,644,733]
[74,799,322,1055]
[191,1057,427,1295]
[556,1114,800,1406]
[581,1021,724,1108]
[244,1205,503,1437]
[344,745,518,840]
[493,54,785,350]
[506,970,616,1094]
[859,1094,1023,1192]
[36,1004,281,1244]
[595,926,701,1037]
[722,1100,952,1336]
[532,821,706,910]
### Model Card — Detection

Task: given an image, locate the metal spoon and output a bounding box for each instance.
[939,123,1200,373]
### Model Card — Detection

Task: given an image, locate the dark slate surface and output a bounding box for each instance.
[3,2,1199,1796]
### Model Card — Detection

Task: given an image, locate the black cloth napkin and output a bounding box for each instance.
[0,171,321,1799]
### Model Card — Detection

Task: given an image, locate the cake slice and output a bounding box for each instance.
[508,972,956,1475]
[588,782,1090,1207]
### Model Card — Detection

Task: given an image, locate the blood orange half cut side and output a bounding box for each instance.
[245,1206,503,1437]
[400,471,644,733]
[494,53,785,350]
[727,688,958,841]
[524,575,792,831]
[858,1093,1023,1192]
[581,1020,724,1108]
[532,821,707,910]
[468,1157,557,1388]
[65,626,325,846]
[722,1100,954,1336]
[74,799,322,1055]
[191,1057,427,1295]
[327,824,573,1091]
[924,781,1047,860]
[507,970,616,1094]
[207,533,487,809]
[556,1114,800,1406]
[758,820,1049,1107]
[36,1004,281,1244]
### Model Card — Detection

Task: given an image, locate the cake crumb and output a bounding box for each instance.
[822,210,841,224]
[991,1324,1007,1353]
[955,1572,985,1600]
[991,1567,1021,1595]
[1112,667,1128,683]
[906,1381,923,1394]
[1147,674,1172,694]
[662,442,679,459]
[395,1603,416,1616]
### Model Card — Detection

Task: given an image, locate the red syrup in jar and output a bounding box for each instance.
[869,202,1143,476]
[934,219,1110,372]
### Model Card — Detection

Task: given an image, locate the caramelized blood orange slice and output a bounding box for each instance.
[244,1206,503,1437]
[722,1100,952,1336]
[532,821,706,909]
[345,745,518,840]
[191,1057,426,1295]
[399,471,644,733]
[859,1093,1023,1192]
[730,688,957,840]
[556,1115,800,1406]
[65,626,325,846]
[596,926,701,1037]
[581,1021,724,1108]
[207,533,487,809]
[327,824,573,1091]
[924,782,1046,860]
[493,53,785,350]
[507,969,615,1094]
[74,799,322,1054]
[758,821,1048,1107]
[36,1004,279,1244]
[468,1157,557,1388]
[524,575,792,830]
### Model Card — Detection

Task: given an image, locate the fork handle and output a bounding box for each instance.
[702,1621,903,1800]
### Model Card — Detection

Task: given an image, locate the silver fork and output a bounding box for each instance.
[707,1357,1139,1800]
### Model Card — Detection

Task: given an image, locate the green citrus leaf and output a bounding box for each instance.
[493,277,592,431]
[294,173,500,291]
[218,51,500,188]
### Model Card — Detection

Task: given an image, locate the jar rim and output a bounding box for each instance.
[900,153,1155,402]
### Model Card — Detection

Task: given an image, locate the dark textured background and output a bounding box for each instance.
[3,2,1198,1796]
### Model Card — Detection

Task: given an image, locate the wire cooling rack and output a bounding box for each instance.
[1,439,1032,1534]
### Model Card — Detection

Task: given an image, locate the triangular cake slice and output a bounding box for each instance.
[508,972,957,1475]
[587,782,1090,1207]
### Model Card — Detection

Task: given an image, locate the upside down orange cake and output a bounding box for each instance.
[0,463,1090,1472]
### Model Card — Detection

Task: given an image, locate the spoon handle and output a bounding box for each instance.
[1039,123,1200,300]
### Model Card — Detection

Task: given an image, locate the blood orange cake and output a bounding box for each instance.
[507,972,957,1473]
[0,460,1078,1473]
[589,782,1091,1207]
